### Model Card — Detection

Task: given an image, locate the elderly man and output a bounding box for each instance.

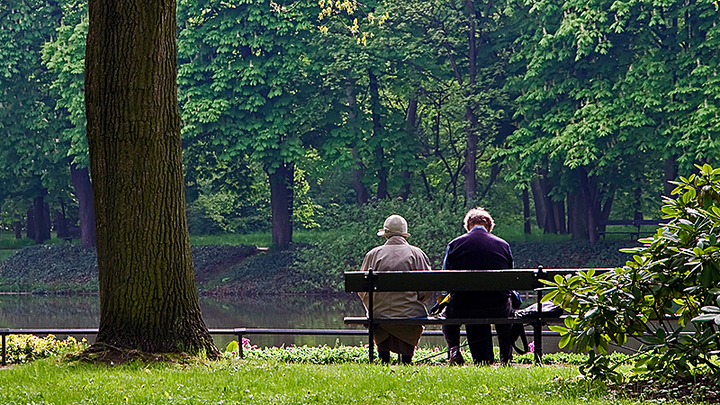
[358,214,432,364]
[441,207,514,365]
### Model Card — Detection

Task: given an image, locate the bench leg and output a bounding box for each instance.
[367,268,375,363]
[534,289,543,364]
[533,321,542,364]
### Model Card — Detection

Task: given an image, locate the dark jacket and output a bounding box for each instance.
[444,226,513,317]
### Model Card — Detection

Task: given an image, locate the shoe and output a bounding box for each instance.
[448,346,465,366]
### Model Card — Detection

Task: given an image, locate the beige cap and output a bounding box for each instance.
[377,215,410,238]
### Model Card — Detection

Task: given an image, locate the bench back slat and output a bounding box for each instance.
[344,268,610,292]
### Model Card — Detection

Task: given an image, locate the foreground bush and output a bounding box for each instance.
[3,334,87,364]
[546,164,720,382]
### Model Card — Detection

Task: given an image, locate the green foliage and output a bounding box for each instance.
[41,0,89,167]
[3,334,87,364]
[511,240,635,269]
[297,197,468,273]
[544,164,720,382]
[0,232,35,250]
[224,340,593,366]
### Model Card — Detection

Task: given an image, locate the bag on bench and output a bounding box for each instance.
[510,302,563,354]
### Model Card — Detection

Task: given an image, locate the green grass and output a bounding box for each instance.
[0,233,80,263]
[0,357,647,405]
[0,232,34,249]
[0,249,15,262]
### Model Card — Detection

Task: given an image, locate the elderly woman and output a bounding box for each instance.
[358,214,432,364]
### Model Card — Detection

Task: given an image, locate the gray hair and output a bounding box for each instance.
[463,207,494,232]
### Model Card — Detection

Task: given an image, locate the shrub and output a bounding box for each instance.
[4,334,87,364]
[545,164,720,382]
[296,197,467,276]
[222,338,593,365]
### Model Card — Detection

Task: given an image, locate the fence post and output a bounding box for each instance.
[2,330,7,366]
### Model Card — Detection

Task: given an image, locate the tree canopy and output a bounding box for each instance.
[1,0,719,245]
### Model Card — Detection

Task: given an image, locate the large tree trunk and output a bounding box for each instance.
[346,79,369,205]
[576,167,616,244]
[32,192,50,244]
[567,192,589,240]
[71,164,97,248]
[267,162,294,248]
[85,0,217,356]
[531,175,558,233]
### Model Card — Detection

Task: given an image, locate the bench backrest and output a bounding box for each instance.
[344,268,611,292]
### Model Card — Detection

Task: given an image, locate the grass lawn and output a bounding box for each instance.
[0,358,651,405]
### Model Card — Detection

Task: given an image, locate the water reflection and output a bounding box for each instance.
[0,293,402,349]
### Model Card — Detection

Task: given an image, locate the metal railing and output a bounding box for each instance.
[0,327,557,365]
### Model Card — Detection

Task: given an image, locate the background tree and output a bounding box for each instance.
[501,0,720,240]
[85,0,217,355]
[42,0,96,247]
[0,0,72,243]
[178,0,332,248]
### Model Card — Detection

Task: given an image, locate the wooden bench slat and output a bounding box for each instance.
[344,268,609,292]
[343,316,562,325]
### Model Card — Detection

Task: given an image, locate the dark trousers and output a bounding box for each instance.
[442,323,513,363]
[442,296,514,363]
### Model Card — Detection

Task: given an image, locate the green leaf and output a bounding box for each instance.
[691,314,718,323]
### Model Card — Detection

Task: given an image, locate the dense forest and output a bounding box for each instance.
[1,0,719,247]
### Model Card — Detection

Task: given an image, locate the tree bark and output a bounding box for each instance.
[55,209,68,238]
[267,162,294,248]
[532,175,558,233]
[523,188,531,234]
[530,179,546,231]
[71,164,97,248]
[567,192,589,240]
[32,193,50,244]
[85,0,217,356]
[14,221,22,239]
[664,155,678,197]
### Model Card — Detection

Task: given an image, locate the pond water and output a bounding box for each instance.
[0,293,451,350]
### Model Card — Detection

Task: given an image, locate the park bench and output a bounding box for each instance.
[344,267,610,363]
[597,219,667,240]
